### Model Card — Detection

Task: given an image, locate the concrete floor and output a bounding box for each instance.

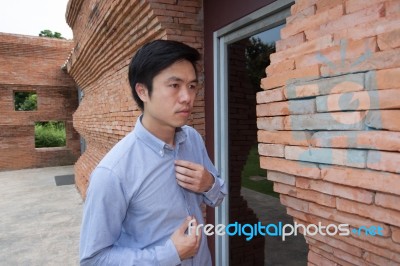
[0,166,82,266]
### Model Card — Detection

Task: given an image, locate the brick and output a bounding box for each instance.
[258,130,312,146]
[275,34,305,52]
[365,110,400,131]
[286,5,315,24]
[316,89,400,112]
[363,252,400,266]
[261,65,320,90]
[309,246,354,266]
[316,0,343,13]
[392,226,400,244]
[308,250,337,266]
[378,27,400,50]
[337,198,400,227]
[273,182,296,196]
[265,59,296,76]
[308,202,391,237]
[282,5,343,39]
[285,73,365,99]
[367,150,400,174]
[257,98,315,116]
[267,171,296,186]
[295,37,378,69]
[281,183,338,207]
[296,177,374,204]
[271,35,334,64]
[372,67,400,90]
[322,165,400,195]
[305,3,385,40]
[286,112,366,131]
[281,183,337,207]
[260,156,321,179]
[258,143,284,157]
[356,230,400,256]
[285,146,367,168]
[321,48,400,76]
[375,193,400,211]
[257,116,285,130]
[307,239,359,266]
[290,0,318,15]
[256,87,285,104]
[280,194,310,212]
[334,16,400,41]
[333,234,400,263]
[311,130,400,152]
[333,248,369,266]
[345,0,386,14]
[386,0,400,17]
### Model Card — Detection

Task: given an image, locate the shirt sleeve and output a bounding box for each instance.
[196,135,227,207]
[80,167,181,266]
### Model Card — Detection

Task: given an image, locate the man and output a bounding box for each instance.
[80,40,227,265]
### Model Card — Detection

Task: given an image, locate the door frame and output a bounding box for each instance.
[212,1,294,265]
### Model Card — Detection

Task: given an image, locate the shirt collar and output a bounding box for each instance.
[133,115,187,157]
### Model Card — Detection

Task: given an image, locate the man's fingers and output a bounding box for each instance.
[175,165,196,177]
[175,160,200,170]
[176,172,199,184]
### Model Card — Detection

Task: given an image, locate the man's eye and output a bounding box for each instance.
[189,84,198,90]
[170,84,179,88]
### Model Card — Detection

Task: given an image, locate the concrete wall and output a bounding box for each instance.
[0,33,80,170]
[257,0,400,265]
[65,0,205,197]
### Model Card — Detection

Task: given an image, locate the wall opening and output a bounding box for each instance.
[14,91,37,111]
[34,121,66,148]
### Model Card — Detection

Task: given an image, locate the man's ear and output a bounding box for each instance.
[135,83,149,102]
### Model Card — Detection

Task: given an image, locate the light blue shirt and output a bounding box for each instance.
[80,117,227,265]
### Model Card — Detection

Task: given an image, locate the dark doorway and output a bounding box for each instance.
[226,25,308,265]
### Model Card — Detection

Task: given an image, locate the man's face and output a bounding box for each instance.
[140,59,198,130]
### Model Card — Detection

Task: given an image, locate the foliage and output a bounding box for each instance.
[14,92,37,111]
[241,145,278,198]
[245,37,276,91]
[35,121,66,148]
[39,29,65,39]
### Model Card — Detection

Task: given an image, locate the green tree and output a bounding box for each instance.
[14,92,37,111]
[245,37,276,91]
[39,29,65,39]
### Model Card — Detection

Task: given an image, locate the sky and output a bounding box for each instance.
[0,0,73,39]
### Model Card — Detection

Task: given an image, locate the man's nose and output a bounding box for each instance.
[179,87,192,103]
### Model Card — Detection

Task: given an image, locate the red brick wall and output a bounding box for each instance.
[0,33,80,170]
[65,0,204,197]
[258,0,400,264]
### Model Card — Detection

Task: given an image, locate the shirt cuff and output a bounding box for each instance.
[155,238,181,266]
[203,174,221,204]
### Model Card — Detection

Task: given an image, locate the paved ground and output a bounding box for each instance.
[0,166,82,266]
[241,187,308,266]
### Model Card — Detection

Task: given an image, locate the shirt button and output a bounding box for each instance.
[159,150,164,156]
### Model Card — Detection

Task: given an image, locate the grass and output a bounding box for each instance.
[241,145,279,198]
[35,121,66,148]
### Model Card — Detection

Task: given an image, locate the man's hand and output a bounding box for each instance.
[175,160,214,193]
[171,216,201,260]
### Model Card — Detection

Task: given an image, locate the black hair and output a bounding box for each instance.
[128,40,201,111]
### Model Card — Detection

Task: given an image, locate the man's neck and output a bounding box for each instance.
[141,114,176,146]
